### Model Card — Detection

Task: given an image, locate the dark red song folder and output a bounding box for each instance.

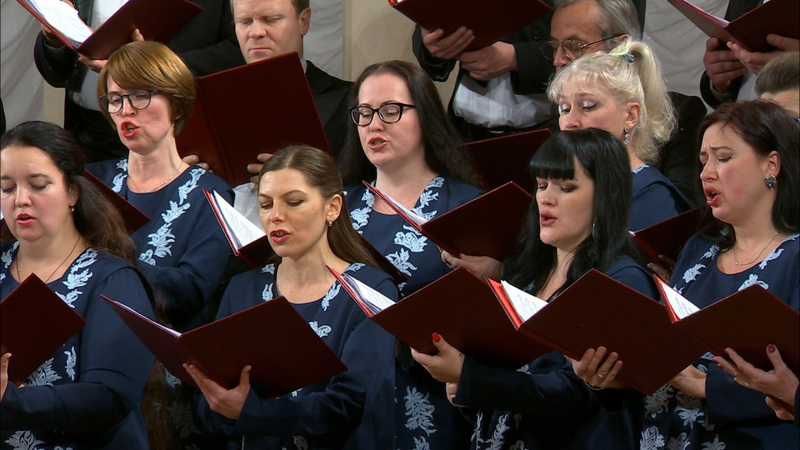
[667,0,799,52]
[365,181,531,260]
[103,295,346,395]
[656,278,799,375]
[177,52,331,186]
[1,275,86,385]
[466,129,551,194]
[630,207,712,266]
[389,0,552,52]
[331,266,551,370]
[85,169,150,235]
[492,270,707,394]
[17,0,202,60]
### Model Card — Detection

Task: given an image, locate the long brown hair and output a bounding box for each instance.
[260,145,381,268]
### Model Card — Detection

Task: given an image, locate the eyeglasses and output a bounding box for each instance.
[541,35,623,61]
[100,89,160,114]
[350,103,416,127]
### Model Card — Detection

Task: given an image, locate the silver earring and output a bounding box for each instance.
[623,127,630,147]
[764,174,777,189]
[328,220,333,228]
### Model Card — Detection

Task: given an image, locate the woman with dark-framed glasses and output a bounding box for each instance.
[338,60,483,450]
[86,40,233,449]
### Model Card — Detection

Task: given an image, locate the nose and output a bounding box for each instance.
[367,112,384,131]
[14,186,30,206]
[553,46,570,69]
[699,158,715,182]
[269,202,284,223]
[560,110,579,130]
[119,96,136,116]
[249,20,267,39]
[537,186,556,207]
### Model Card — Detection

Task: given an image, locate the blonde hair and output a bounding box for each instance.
[97,41,195,135]
[548,39,675,166]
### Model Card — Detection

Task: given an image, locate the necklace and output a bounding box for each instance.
[16,235,82,283]
[128,162,183,193]
[733,231,780,266]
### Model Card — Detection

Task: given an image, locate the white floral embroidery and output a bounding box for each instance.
[321,283,340,311]
[394,225,428,253]
[412,436,431,450]
[177,169,202,204]
[262,283,274,302]
[509,440,528,450]
[516,364,531,374]
[262,263,276,274]
[701,245,719,260]
[427,177,444,189]
[486,413,510,450]
[164,368,181,387]
[388,248,418,276]
[472,411,484,445]
[0,273,5,284]
[666,433,690,450]
[146,223,177,259]
[632,165,647,175]
[57,250,97,308]
[4,431,45,450]
[292,436,309,450]
[350,206,371,231]
[291,388,303,397]
[758,248,783,270]
[111,159,128,193]
[64,346,77,381]
[738,273,769,291]
[405,387,436,435]
[349,263,365,272]
[645,384,674,418]
[701,436,726,450]
[309,321,331,338]
[682,264,705,284]
[26,358,62,386]
[639,426,666,450]
[1,242,16,269]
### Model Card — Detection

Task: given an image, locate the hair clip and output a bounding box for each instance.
[608,46,635,65]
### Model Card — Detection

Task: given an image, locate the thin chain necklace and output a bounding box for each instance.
[128,162,183,193]
[16,235,82,283]
[733,231,780,266]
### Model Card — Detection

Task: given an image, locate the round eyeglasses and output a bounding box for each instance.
[350,103,416,127]
[100,89,160,114]
[541,35,623,61]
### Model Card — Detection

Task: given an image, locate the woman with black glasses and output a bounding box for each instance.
[338,60,483,450]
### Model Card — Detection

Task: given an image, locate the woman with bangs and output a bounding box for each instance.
[413,129,658,449]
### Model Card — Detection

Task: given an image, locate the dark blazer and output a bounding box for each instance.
[306,60,352,160]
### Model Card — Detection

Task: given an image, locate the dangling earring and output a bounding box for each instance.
[764,174,777,189]
[623,127,630,147]
[327,220,333,228]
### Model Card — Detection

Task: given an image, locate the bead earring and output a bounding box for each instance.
[764,174,777,189]
[328,220,333,228]
[623,127,630,147]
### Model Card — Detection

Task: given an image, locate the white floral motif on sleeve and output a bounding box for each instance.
[4,431,45,450]
[639,426,666,450]
[64,346,77,381]
[26,358,62,386]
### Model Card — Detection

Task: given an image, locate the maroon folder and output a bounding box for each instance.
[493,270,707,395]
[1,275,86,385]
[177,53,332,186]
[103,295,346,395]
[17,0,202,60]
[332,266,550,369]
[630,206,712,266]
[667,0,799,52]
[84,169,150,235]
[390,0,552,52]
[466,129,551,194]
[656,278,799,375]
[365,181,531,260]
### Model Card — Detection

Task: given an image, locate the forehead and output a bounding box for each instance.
[761,90,800,118]
[559,79,605,100]
[357,73,412,104]
[551,0,604,41]
[1,145,61,178]
[234,0,295,15]
[258,167,315,196]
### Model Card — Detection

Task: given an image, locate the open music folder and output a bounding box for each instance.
[16,0,202,59]
[390,0,552,52]
[364,181,531,261]
[466,129,551,194]
[629,206,711,266]
[1,274,86,385]
[177,52,331,186]
[103,295,347,395]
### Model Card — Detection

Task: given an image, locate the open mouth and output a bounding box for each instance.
[120,122,138,139]
[540,211,556,225]
[368,137,387,150]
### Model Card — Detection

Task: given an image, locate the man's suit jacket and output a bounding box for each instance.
[307,61,352,159]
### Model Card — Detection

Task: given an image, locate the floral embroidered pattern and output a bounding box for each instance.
[309,321,331,338]
[4,431,45,450]
[404,387,436,435]
[640,426,666,450]
[64,346,77,381]
[26,358,62,386]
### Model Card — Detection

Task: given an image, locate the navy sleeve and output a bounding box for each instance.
[629,182,687,231]
[0,269,155,432]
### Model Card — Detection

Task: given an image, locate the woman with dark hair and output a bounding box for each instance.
[640,100,799,450]
[339,59,483,449]
[188,145,397,449]
[414,128,658,450]
[0,121,155,449]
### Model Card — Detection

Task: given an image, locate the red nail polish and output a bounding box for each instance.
[768,344,776,353]
[432,332,441,343]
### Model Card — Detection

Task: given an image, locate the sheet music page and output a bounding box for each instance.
[213,191,266,248]
[372,186,427,226]
[27,0,93,46]
[341,272,396,315]
[501,280,547,322]
[657,279,700,320]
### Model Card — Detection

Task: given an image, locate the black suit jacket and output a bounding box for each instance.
[306,61,352,160]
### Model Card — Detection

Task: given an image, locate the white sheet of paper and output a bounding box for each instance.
[501,280,548,322]
[27,0,93,46]
[340,272,396,315]
[213,191,265,249]
[658,279,700,320]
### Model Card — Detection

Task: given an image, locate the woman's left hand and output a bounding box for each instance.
[669,365,707,398]
[411,333,464,383]
[570,347,626,390]
[185,363,251,420]
[714,345,798,405]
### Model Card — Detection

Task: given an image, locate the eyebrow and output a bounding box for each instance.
[258,189,307,199]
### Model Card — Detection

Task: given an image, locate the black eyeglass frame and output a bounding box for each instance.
[100,89,160,115]
[349,102,416,127]
[541,34,624,61]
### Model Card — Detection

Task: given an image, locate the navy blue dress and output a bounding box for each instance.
[196,262,397,449]
[630,165,691,231]
[640,233,800,450]
[0,243,155,450]
[347,176,483,450]
[456,257,659,450]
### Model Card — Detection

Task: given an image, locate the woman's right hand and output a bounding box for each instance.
[441,250,502,280]
[647,254,676,283]
[569,347,626,390]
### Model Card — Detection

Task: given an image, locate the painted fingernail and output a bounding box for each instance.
[432,332,441,343]
[768,344,776,353]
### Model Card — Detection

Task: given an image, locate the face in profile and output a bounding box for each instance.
[557,81,637,143]
[105,77,174,154]
[536,158,595,252]
[355,73,424,172]
[233,0,309,64]
[0,145,78,244]
[258,167,341,259]
[699,123,779,226]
